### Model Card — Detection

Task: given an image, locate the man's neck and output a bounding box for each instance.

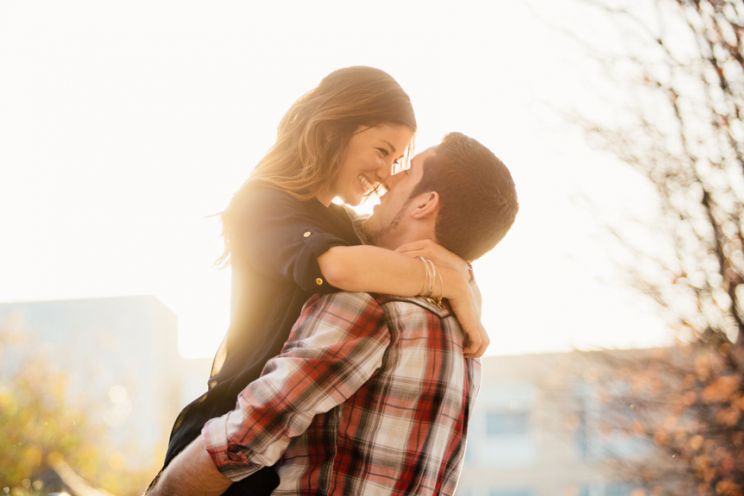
[388,227,436,251]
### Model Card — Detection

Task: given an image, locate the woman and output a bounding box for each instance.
[161,66,485,494]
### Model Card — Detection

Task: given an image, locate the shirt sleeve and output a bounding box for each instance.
[230,185,355,292]
[201,292,390,481]
[468,357,482,406]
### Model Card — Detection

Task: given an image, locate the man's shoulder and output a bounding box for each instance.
[372,296,465,351]
[295,292,388,343]
[303,292,384,322]
[305,292,452,320]
[310,291,377,306]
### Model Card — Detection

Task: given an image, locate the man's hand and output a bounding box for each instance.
[145,434,232,496]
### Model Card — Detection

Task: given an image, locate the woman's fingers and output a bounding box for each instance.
[398,240,469,278]
[448,283,489,358]
[396,239,433,254]
[397,249,425,258]
[463,324,489,358]
[397,243,434,260]
[397,239,451,261]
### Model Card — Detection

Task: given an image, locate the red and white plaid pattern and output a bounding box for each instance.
[203,291,480,496]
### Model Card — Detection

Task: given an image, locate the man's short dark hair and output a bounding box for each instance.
[411,132,519,261]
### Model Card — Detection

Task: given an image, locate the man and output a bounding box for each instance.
[148,132,518,495]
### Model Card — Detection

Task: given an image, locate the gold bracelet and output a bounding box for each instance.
[434,265,445,307]
[418,256,433,297]
[427,260,443,307]
[417,256,427,295]
[422,258,443,307]
[425,258,435,297]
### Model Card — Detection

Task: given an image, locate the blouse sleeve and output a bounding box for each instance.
[230,186,353,293]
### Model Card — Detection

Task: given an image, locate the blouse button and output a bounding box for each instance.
[315,277,324,286]
[303,231,312,238]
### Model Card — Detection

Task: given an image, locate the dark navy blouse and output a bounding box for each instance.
[163,182,361,494]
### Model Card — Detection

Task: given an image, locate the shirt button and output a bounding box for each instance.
[315,277,324,286]
[303,231,312,238]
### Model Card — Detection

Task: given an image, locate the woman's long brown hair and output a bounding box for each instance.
[220,66,417,264]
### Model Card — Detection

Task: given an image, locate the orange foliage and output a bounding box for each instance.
[703,376,741,403]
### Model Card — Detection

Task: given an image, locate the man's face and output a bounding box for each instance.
[361,147,437,248]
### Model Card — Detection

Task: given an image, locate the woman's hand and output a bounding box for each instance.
[396,239,470,280]
[438,266,489,357]
[397,240,489,358]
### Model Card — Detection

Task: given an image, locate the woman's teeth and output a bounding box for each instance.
[358,175,375,194]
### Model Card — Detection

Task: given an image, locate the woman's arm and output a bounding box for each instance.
[229,187,488,356]
[319,245,425,295]
[318,244,489,357]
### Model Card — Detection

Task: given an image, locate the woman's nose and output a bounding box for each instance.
[374,159,393,182]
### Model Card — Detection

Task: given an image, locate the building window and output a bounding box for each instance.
[471,383,537,467]
[486,411,529,437]
[605,483,636,496]
[575,482,640,496]
[489,489,534,496]
[575,485,598,496]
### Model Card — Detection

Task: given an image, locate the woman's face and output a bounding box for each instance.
[322,124,414,206]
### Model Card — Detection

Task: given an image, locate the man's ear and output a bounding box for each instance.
[410,191,440,220]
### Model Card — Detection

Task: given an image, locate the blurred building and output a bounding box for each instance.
[0,295,212,471]
[458,351,654,496]
[0,296,659,493]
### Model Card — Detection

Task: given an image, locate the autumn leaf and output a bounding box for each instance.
[702,375,740,403]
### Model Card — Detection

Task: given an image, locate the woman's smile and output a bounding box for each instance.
[358,174,377,195]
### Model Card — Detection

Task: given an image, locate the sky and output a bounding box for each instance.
[0,0,671,358]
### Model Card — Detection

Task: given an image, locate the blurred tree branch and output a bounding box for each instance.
[564,0,744,494]
[574,0,744,346]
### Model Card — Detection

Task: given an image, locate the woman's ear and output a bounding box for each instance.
[410,191,440,220]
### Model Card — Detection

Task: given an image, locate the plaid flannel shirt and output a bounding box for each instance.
[202,291,481,495]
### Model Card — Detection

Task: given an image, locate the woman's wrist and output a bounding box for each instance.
[417,256,445,304]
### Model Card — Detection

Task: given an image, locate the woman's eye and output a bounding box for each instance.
[377,148,388,157]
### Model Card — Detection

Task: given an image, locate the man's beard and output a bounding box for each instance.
[361,199,411,248]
